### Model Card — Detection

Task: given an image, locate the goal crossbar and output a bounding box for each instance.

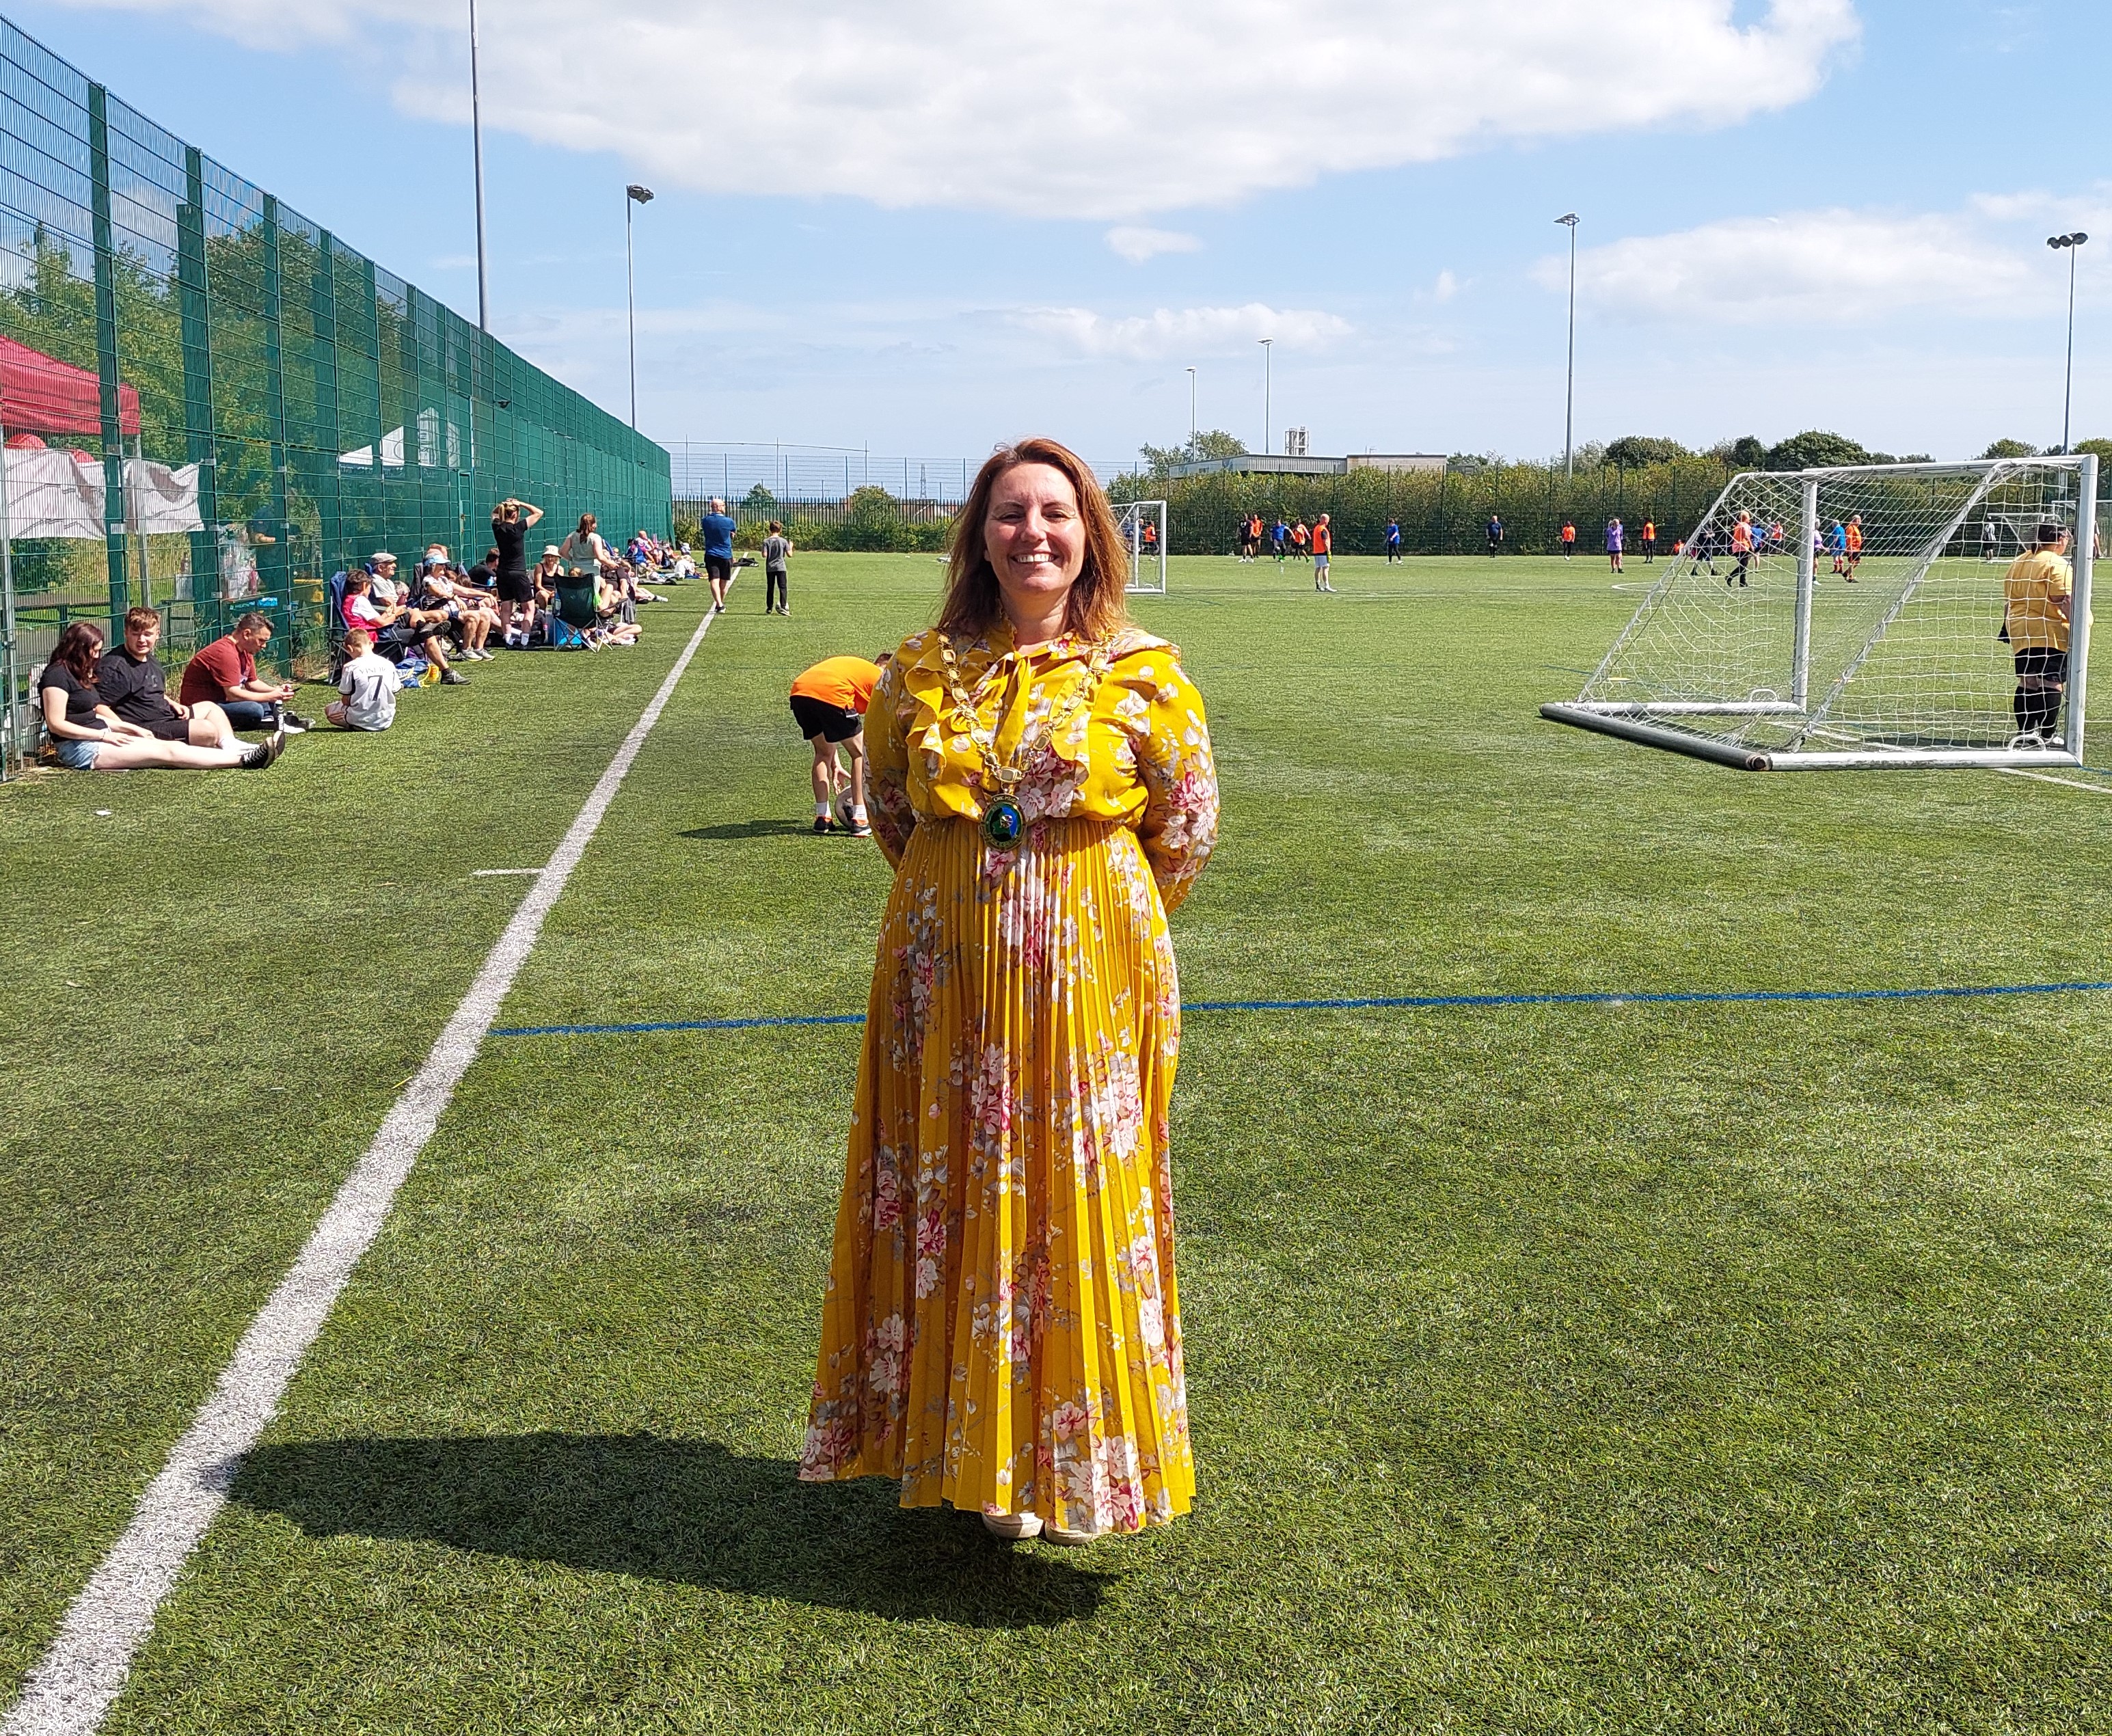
[1548,455,2098,770]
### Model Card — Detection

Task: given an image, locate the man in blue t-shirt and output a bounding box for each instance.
[1271,519,1289,565]
[699,496,739,612]
[1384,519,1402,562]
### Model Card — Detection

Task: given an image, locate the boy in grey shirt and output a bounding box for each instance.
[763,521,791,615]
[326,629,399,731]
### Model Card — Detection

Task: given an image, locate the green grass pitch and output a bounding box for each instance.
[5,552,2111,1733]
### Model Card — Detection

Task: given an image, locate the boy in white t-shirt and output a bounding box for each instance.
[326,629,398,732]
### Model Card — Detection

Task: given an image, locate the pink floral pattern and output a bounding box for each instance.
[799,621,1217,1535]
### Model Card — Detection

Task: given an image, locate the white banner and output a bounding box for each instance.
[0,450,204,539]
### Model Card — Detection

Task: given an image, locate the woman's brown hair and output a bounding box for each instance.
[53,620,103,681]
[576,513,597,538]
[938,437,1131,643]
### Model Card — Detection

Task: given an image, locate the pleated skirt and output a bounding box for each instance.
[798,816,1194,1534]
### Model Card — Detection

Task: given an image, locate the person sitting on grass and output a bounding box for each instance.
[178,611,313,733]
[325,628,398,732]
[40,621,280,772]
[342,570,468,683]
[96,606,245,753]
[789,652,889,835]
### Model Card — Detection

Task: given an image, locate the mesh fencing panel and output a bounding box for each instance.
[0,16,669,767]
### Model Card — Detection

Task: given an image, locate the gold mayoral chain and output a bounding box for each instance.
[936,634,1113,850]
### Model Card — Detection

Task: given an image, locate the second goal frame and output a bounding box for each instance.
[1543,455,2099,770]
[1116,500,1167,595]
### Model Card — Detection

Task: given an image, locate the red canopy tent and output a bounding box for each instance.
[0,333,140,438]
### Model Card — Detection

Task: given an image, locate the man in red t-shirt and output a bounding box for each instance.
[178,612,310,733]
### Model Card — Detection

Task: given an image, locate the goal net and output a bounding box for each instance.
[1115,500,1167,595]
[1543,457,2099,770]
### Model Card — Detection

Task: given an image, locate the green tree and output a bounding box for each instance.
[837,485,904,552]
[1711,436,1769,468]
[2073,437,2112,462]
[1981,438,2039,459]
[1192,429,1246,459]
[744,483,776,508]
[1605,435,1690,469]
[1764,430,1870,471]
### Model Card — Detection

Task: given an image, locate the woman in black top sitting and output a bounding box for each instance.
[39,622,277,772]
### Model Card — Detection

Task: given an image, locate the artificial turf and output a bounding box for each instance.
[4,552,2111,1733]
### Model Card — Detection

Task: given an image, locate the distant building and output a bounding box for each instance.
[1167,451,1446,480]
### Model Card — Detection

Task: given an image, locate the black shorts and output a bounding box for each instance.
[144,712,192,742]
[706,554,733,584]
[2016,647,2068,683]
[497,569,532,603]
[790,694,863,743]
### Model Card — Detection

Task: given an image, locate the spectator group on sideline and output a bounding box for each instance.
[34,497,699,771]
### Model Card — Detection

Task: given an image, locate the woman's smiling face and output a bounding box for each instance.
[984,463,1085,626]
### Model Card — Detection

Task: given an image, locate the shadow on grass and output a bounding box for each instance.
[232,1433,1108,1627]
[681,819,818,840]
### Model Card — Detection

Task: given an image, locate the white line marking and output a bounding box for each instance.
[1,606,718,1736]
[470,867,545,877]
[1996,767,2112,796]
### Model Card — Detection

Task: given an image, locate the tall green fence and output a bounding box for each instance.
[0,14,669,774]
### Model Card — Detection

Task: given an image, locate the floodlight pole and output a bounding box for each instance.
[626,183,654,430]
[1556,213,1580,478]
[1259,338,1272,457]
[468,0,489,331]
[1186,366,1196,459]
[2048,232,2088,452]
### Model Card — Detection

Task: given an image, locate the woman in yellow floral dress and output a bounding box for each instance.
[799,437,1219,1543]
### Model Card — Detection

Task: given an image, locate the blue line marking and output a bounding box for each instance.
[490,979,2112,1038]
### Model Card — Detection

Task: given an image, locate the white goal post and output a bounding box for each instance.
[1543,456,2100,770]
[1115,499,1167,595]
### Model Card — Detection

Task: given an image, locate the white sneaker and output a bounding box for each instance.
[1040,1521,1100,1547]
[980,1513,1043,1541]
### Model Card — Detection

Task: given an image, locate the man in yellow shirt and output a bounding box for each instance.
[2003,521,2075,742]
[791,653,890,835]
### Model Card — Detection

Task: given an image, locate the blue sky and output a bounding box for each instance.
[18,0,2109,469]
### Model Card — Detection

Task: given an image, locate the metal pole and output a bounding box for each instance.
[624,185,653,431]
[0,421,16,780]
[1557,213,1580,478]
[1260,338,1271,456]
[468,0,489,331]
[1187,366,1196,459]
[625,196,636,429]
[2062,244,2079,454]
[1792,476,1818,709]
[2067,454,2096,761]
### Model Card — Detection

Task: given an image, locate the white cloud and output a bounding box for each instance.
[1012,303,1351,360]
[1543,207,2042,324]
[1426,270,1460,303]
[53,0,1861,219]
[1106,227,1202,264]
